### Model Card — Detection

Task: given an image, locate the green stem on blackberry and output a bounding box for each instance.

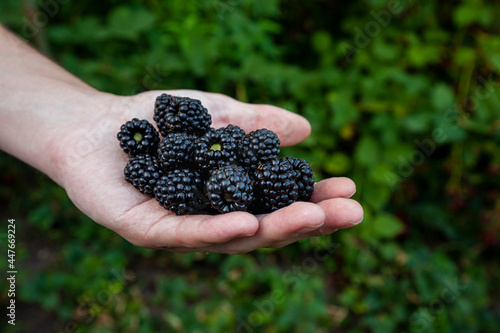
[133,132,143,142]
[211,143,221,151]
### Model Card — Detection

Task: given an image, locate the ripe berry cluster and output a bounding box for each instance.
[117,94,315,215]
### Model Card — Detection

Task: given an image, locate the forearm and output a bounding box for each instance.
[0,25,110,184]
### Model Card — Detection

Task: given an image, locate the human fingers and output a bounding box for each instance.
[254,197,364,249]
[115,201,260,250]
[308,198,364,236]
[309,177,357,203]
[204,202,325,253]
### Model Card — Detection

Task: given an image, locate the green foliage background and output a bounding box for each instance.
[1,0,500,332]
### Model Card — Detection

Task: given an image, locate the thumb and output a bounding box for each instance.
[203,92,312,147]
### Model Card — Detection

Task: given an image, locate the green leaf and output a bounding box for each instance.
[453,5,477,27]
[355,136,379,167]
[107,6,156,40]
[363,184,391,211]
[325,152,351,175]
[327,90,359,129]
[402,112,431,133]
[435,121,467,143]
[453,47,476,66]
[27,205,55,230]
[431,83,455,110]
[372,40,399,61]
[312,30,332,53]
[368,163,396,185]
[373,213,404,238]
[454,4,493,27]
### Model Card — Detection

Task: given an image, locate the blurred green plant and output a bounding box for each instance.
[1,0,499,332]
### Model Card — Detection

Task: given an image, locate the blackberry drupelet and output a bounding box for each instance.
[124,154,163,196]
[194,127,238,170]
[154,168,208,215]
[117,118,160,157]
[238,129,280,169]
[207,165,254,213]
[154,94,212,136]
[282,157,315,201]
[252,158,299,213]
[157,132,197,170]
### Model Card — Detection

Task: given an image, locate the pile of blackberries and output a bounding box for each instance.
[117,94,314,215]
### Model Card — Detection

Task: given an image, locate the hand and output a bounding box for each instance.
[51,90,364,253]
[0,26,362,253]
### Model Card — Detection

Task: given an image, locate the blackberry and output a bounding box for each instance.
[154,94,211,136]
[124,155,163,196]
[283,157,315,201]
[194,127,238,170]
[154,169,208,215]
[157,132,197,170]
[117,118,160,157]
[238,129,280,169]
[252,158,299,213]
[224,124,246,141]
[207,165,254,213]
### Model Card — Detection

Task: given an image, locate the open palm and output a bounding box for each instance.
[54,90,363,253]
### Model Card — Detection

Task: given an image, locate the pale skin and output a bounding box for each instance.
[0,25,363,253]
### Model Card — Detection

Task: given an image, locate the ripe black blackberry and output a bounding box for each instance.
[154,94,212,136]
[252,158,299,213]
[124,155,163,197]
[117,118,160,157]
[224,124,246,141]
[157,132,197,170]
[238,129,280,169]
[207,165,254,213]
[194,127,238,170]
[154,169,208,215]
[282,157,315,201]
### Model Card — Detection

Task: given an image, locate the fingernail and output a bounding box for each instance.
[295,223,324,235]
[348,189,357,198]
[351,216,364,225]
